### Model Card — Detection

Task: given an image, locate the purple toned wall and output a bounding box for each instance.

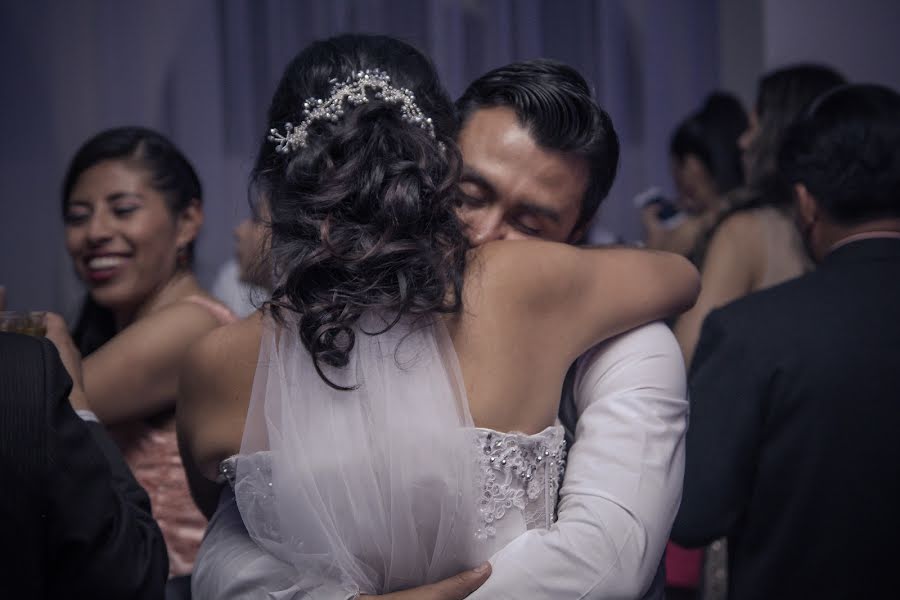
[5,1,894,315]
[0,0,722,314]
[763,0,900,90]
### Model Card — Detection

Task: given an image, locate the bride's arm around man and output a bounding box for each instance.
[447,60,688,600]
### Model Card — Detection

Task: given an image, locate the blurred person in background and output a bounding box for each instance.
[642,92,747,262]
[632,87,748,600]
[211,194,273,318]
[671,63,846,600]
[675,64,846,367]
[56,127,236,577]
[673,82,900,600]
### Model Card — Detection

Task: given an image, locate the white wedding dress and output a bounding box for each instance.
[192,313,565,599]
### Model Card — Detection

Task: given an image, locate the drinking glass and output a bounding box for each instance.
[0,311,47,336]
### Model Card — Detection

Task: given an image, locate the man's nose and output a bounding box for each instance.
[469,210,507,246]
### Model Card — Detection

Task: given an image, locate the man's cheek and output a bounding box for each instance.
[505,230,535,242]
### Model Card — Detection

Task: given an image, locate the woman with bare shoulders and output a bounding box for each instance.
[675,65,846,366]
[56,127,236,576]
[643,92,747,261]
[179,34,698,598]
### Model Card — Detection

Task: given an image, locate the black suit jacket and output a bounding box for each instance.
[0,333,168,599]
[672,238,900,599]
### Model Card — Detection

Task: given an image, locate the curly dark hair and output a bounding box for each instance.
[253,34,468,388]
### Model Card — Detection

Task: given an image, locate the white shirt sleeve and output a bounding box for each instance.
[467,322,688,599]
[75,409,101,423]
[210,259,262,319]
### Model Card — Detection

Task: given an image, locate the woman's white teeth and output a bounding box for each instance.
[88,256,125,270]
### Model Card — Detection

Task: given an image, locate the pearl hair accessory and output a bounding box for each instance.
[268,68,437,154]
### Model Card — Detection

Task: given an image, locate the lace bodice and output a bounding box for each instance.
[200,315,567,596]
[473,426,566,538]
[219,425,566,544]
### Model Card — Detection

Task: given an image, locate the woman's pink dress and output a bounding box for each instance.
[112,296,236,576]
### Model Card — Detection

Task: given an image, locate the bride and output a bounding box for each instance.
[179,34,698,598]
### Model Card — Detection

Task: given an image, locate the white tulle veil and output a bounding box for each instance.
[233,311,485,596]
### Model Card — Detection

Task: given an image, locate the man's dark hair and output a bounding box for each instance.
[778,83,900,224]
[457,59,619,232]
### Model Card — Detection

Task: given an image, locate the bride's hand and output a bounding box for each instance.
[361,563,491,599]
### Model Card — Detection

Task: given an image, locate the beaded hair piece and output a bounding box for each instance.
[268,68,437,154]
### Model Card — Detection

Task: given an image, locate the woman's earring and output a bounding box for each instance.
[176,246,189,270]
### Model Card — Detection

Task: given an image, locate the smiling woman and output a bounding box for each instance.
[59,127,237,577]
[65,160,193,318]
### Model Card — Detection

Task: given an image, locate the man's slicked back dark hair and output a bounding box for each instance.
[457,59,619,231]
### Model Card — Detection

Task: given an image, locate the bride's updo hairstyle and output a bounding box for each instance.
[254,34,467,387]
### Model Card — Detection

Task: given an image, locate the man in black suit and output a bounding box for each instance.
[672,83,900,599]
[0,316,168,598]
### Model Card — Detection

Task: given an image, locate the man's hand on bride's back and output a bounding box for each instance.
[361,563,491,600]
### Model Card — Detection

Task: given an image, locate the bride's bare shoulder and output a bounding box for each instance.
[468,238,576,271]
[182,310,264,393]
[179,311,263,462]
[465,240,578,304]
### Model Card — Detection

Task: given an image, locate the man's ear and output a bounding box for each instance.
[793,183,818,230]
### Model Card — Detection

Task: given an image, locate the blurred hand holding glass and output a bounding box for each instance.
[0,311,47,336]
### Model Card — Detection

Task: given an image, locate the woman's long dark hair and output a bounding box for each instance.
[732,64,846,212]
[692,65,846,268]
[63,127,203,355]
[670,92,747,195]
[254,35,468,388]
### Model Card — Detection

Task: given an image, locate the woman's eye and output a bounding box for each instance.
[64,214,89,225]
[113,204,139,217]
[64,209,90,225]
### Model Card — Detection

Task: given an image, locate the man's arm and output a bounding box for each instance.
[467,322,689,599]
[671,310,761,547]
[41,338,169,599]
[364,564,491,599]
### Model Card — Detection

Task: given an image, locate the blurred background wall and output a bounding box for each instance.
[1,0,898,314]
